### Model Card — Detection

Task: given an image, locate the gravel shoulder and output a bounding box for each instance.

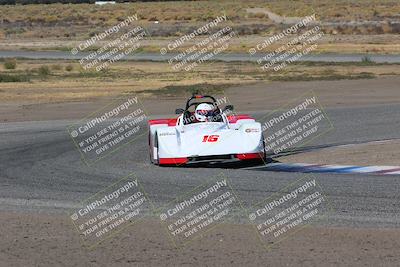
[1,212,399,267]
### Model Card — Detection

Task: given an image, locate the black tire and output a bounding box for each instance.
[262,134,268,163]
[149,132,160,165]
[148,132,153,164]
[153,133,159,165]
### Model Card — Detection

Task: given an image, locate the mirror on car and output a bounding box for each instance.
[223,105,234,112]
[175,108,185,114]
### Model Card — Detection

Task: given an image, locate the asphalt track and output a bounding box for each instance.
[1,103,400,229]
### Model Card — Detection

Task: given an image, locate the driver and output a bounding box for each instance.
[194,103,215,122]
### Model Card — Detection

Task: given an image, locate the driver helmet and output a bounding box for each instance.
[195,103,214,122]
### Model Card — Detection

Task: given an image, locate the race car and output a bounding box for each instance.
[148,94,265,166]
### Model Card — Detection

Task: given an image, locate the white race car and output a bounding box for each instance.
[148,94,265,166]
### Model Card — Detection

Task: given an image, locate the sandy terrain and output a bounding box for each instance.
[2,59,399,105]
[246,7,311,25]
[2,76,400,123]
[2,35,400,54]
[1,211,399,267]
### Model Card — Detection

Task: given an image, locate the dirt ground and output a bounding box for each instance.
[2,76,400,122]
[0,211,399,267]
[2,34,400,54]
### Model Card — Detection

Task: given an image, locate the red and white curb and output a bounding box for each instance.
[249,163,400,175]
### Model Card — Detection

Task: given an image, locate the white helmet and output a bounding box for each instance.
[195,103,214,122]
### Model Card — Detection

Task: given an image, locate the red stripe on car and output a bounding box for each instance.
[235,153,264,160]
[159,158,188,165]
[148,119,178,126]
[227,114,253,123]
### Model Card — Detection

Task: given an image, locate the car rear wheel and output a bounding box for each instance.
[262,134,267,163]
[148,132,153,164]
[149,132,160,165]
[153,134,159,165]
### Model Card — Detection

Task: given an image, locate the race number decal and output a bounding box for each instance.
[202,135,220,142]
